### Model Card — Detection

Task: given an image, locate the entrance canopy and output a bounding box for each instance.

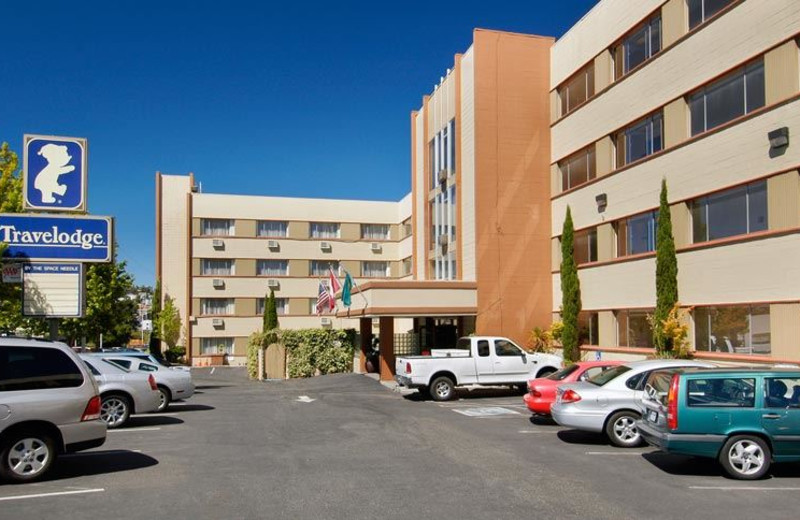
[334,281,477,319]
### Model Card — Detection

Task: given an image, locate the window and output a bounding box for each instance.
[694,305,771,355]
[477,340,490,357]
[559,63,595,116]
[310,260,338,277]
[689,60,764,136]
[139,363,158,372]
[201,259,234,276]
[361,224,390,240]
[83,360,101,376]
[401,219,412,238]
[429,119,456,189]
[580,366,614,382]
[573,228,598,264]
[257,221,288,238]
[495,339,522,357]
[687,378,755,407]
[201,298,234,315]
[257,298,288,316]
[201,219,234,236]
[615,113,663,167]
[617,310,654,348]
[257,260,288,276]
[547,365,581,381]
[688,0,736,30]
[691,181,767,243]
[588,365,631,386]
[614,16,661,78]
[616,210,658,257]
[625,372,648,391]
[578,312,599,345]
[0,346,84,391]
[107,359,132,370]
[402,257,412,276]
[310,222,340,239]
[765,378,800,408]
[201,337,234,355]
[559,145,596,191]
[362,261,388,278]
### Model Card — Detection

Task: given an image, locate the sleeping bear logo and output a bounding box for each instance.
[33,143,75,204]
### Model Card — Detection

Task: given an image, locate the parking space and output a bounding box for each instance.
[3,372,800,519]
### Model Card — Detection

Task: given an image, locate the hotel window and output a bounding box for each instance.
[615,112,663,167]
[201,259,234,276]
[616,210,658,257]
[201,219,234,236]
[559,145,596,191]
[256,260,288,276]
[430,119,456,189]
[256,298,288,316]
[614,15,661,79]
[402,257,412,276]
[361,224,390,240]
[617,310,654,348]
[689,60,764,136]
[310,222,340,239]
[201,298,234,316]
[401,218,412,238]
[201,337,234,355]
[578,312,599,346]
[310,260,338,277]
[573,228,598,265]
[432,184,457,280]
[257,221,288,238]
[695,305,770,355]
[362,261,388,278]
[559,63,595,116]
[691,180,767,243]
[688,0,735,30]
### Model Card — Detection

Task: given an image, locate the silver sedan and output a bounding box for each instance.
[551,359,716,447]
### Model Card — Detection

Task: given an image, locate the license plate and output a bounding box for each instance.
[648,410,658,422]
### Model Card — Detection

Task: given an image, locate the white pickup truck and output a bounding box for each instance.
[395,336,562,401]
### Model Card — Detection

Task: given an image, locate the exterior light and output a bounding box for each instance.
[595,193,608,213]
[768,127,789,150]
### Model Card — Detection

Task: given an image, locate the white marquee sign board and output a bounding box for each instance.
[23,263,85,318]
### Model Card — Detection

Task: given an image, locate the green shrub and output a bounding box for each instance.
[164,346,185,364]
[246,331,270,379]
[283,329,355,378]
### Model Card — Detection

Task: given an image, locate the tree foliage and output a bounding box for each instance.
[263,288,279,332]
[653,179,679,354]
[156,294,181,349]
[149,280,163,357]
[560,206,581,363]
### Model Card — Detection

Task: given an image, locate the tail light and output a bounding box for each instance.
[561,389,581,403]
[405,362,412,374]
[148,374,157,391]
[531,388,542,397]
[667,374,680,430]
[81,396,102,421]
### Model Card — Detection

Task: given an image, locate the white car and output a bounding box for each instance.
[98,356,195,412]
[79,355,160,428]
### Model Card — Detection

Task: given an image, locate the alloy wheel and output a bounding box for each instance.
[728,439,765,476]
[101,397,129,428]
[7,438,50,478]
[613,416,639,444]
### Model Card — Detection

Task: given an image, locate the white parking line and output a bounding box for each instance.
[689,486,800,491]
[0,488,105,502]
[210,367,216,375]
[108,427,162,433]
[518,430,555,434]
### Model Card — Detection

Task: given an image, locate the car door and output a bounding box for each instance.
[473,339,494,383]
[761,376,800,457]
[490,339,528,382]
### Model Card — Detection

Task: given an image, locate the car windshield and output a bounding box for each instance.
[588,365,631,386]
[546,365,580,381]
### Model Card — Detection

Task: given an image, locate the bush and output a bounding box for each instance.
[164,346,185,364]
[527,326,554,354]
[648,304,692,359]
[246,331,270,379]
[283,329,355,378]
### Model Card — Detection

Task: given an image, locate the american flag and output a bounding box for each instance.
[315,281,331,314]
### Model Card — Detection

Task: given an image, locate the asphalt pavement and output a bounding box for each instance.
[2,368,800,519]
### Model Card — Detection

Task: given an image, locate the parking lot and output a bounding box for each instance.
[3,369,800,520]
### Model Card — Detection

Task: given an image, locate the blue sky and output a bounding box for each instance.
[3,0,597,286]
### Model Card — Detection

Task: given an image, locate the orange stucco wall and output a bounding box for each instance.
[472,29,554,346]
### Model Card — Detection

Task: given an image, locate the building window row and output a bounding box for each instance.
[201,259,235,276]
[202,219,235,236]
[257,260,289,277]
[559,63,595,116]
[202,220,403,240]
[258,220,288,238]
[688,0,736,30]
[615,112,663,167]
[361,224,390,240]
[201,298,234,315]
[559,145,596,192]
[429,119,456,189]
[201,337,234,355]
[613,14,661,79]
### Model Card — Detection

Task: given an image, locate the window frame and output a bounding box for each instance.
[257,220,288,238]
[201,259,235,276]
[690,180,768,244]
[256,259,289,277]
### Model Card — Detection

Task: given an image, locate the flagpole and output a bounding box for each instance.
[344,267,369,307]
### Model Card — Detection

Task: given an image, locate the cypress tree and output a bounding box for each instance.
[560,206,581,363]
[654,178,678,354]
[263,288,279,332]
[149,280,162,358]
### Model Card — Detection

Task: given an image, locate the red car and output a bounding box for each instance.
[523,361,622,414]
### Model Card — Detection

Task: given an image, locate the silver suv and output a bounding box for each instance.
[0,338,107,483]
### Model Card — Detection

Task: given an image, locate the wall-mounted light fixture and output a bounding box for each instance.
[595,193,608,213]
[768,127,789,150]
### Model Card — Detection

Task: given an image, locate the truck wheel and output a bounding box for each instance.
[430,376,455,401]
[0,431,56,483]
[605,411,643,447]
[719,435,771,480]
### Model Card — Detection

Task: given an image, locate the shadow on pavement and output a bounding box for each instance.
[529,415,559,426]
[127,415,185,427]
[166,404,215,412]
[556,429,610,446]
[194,384,234,390]
[41,450,158,482]
[642,451,800,479]
[402,386,525,402]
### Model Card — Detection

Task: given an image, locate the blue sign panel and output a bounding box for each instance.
[23,135,87,212]
[0,214,112,262]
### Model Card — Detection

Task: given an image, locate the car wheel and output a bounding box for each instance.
[0,432,56,483]
[538,368,557,378]
[606,411,643,448]
[430,376,455,402]
[719,435,771,480]
[101,394,131,429]
[156,386,172,412]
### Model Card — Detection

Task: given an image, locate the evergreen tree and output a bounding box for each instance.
[263,288,279,332]
[654,178,679,354]
[560,206,581,363]
[149,280,163,357]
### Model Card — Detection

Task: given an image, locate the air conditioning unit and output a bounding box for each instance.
[320,242,332,251]
[212,239,224,249]
[320,317,332,326]
[267,279,280,289]
[211,318,224,328]
[267,240,280,250]
[370,243,382,252]
[439,234,449,246]
[212,279,225,289]
[438,168,448,184]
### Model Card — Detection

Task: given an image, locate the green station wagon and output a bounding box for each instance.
[637,367,800,480]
